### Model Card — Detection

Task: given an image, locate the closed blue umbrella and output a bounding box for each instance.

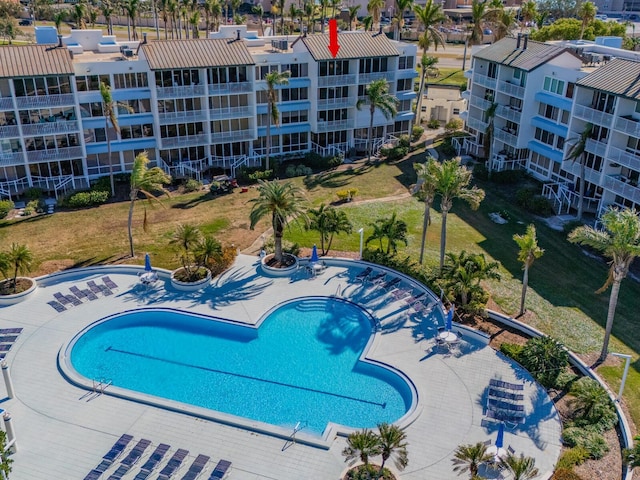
[310,244,319,263]
[144,253,152,272]
[445,305,454,331]
[495,422,505,449]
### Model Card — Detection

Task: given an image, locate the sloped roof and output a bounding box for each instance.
[0,45,74,78]
[577,57,640,100]
[473,37,572,72]
[301,32,399,61]
[141,38,255,70]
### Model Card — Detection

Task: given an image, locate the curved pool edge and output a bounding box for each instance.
[58,300,421,449]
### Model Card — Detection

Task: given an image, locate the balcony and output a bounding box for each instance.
[317,97,353,109]
[498,80,524,99]
[0,151,24,166]
[21,120,79,136]
[318,74,357,87]
[359,71,394,83]
[496,105,521,123]
[472,73,496,89]
[609,145,640,170]
[161,134,209,149]
[212,129,254,142]
[466,116,487,132]
[495,128,518,146]
[614,116,640,138]
[469,96,492,111]
[207,82,253,95]
[573,104,614,126]
[0,98,13,110]
[156,84,206,99]
[464,69,473,79]
[26,146,83,163]
[158,110,208,124]
[209,106,252,120]
[316,119,354,132]
[15,94,75,109]
[0,125,20,138]
[604,174,640,204]
[461,90,470,100]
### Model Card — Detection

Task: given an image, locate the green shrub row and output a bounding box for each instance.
[64,190,110,208]
[0,200,14,219]
[516,187,555,216]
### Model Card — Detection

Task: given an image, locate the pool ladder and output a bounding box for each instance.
[80,378,112,401]
[289,421,307,443]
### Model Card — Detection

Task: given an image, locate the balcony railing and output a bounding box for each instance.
[212,129,254,142]
[499,80,525,99]
[0,125,20,138]
[359,71,394,83]
[573,104,614,126]
[585,138,608,157]
[21,120,79,136]
[469,96,492,110]
[156,84,206,99]
[0,151,24,166]
[158,110,208,124]
[495,128,518,146]
[604,174,640,204]
[26,146,83,163]
[316,119,354,132]
[466,116,488,132]
[209,106,252,120]
[161,134,209,148]
[472,73,496,89]
[609,145,640,170]
[614,116,640,138]
[317,97,353,109]
[0,98,14,110]
[318,74,357,87]
[207,82,253,95]
[15,94,75,109]
[496,105,522,123]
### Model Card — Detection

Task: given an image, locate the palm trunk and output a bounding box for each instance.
[519,264,529,316]
[419,199,431,264]
[439,204,450,271]
[367,108,374,163]
[274,219,283,262]
[415,67,427,127]
[577,160,585,221]
[128,196,136,257]
[107,118,115,197]
[600,278,622,362]
[266,102,271,171]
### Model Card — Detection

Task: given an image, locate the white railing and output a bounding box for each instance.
[168,159,204,181]
[358,71,394,83]
[26,146,83,163]
[209,106,252,119]
[156,84,206,99]
[614,116,640,137]
[585,138,608,158]
[463,138,484,157]
[496,105,522,123]
[212,129,254,142]
[21,120,79,136]
[318,74,357,87]
[0,151,24,166]
[15,94,75,108]
[495,128,518,146]
[472,73,496,89]
[499,80,524,98]
[542,182,574,215]
[466,116,487,132]
[0,125,20,138]
[31,175,75,198]
[604,175,640,204]
[609,145,640,170]
[492,154,525,172]
[316,119,354,132]
[0,98,13,110]
[161,134,209,149]
[573,104,614,126]
[311,142,346,158]
[0,176,29,199]
[158,110,208,124]
[207,82,253,95]
[469,96,492,111]
[317,98,352,109]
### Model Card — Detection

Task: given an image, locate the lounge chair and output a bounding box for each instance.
[0,345,11,352]
[83,469,103,480]
[68,294,83,306]
[70,285,88,300]
[391,287,411,300]
[103,434,134,462]
[404,292,426,306]
[485,409,525,424]
[380,277,400,291]
[0,328,21,334]
[0,335,17,343]
[47,300,66,312]
[102,276,118,290]
[87,281,103,295]
[355,267,372,282]
[489,379,524,391]
[158,448,189,479]
[138,443,170,474]
[84,288,99,301]
[507,445,516,455]
[121,439,151,467]
[488,388,524,402]
[367,272,386,285]
[208,459,231,480]
[180,454,210,480]
[487,398,524,412]
[53,292,73,306]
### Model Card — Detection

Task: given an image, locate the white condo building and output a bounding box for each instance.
[0,27,417,199]
[460,34,640,216]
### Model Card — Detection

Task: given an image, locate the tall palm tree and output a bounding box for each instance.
[263,70,290,171]
[53,10,66,32]
[348,5,359,30]
[189,9,200,37]
[342,429,381,466]
[127,152,172,258]
[493,7,516,40]
[414,157,439,264]
[434,158,485,270]
[252,3,264,35]
[441,250,501,306]
[125,0,140,40]
[73,1,86,28]
[513,224,544,317]
[274,0,285,33]
[499,453,539,480]
[568,207,640,362]
[230,0,241,20]
[362,15,373,31]
[578,0,597,39]
[414,0,445,53]
[393,0,413,40]
[5,243,33,293]
[307,204,353,255]
[367,0,384,29]
[565,123,593,221]
[414,54,438,127]
[520,0,536,31]
[377,423,409,476]
[469,0,496,45]
[330,0,340,20]
[101,0,114,35]
[366,212,408,255]
[88,6,98,27]
[483,102,497,179]
[452,442,493,479]
[356,78,398,163]
[249,180,308,264]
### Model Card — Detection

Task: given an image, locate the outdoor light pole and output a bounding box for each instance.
[611,352,632,402]
[358,228,364,259]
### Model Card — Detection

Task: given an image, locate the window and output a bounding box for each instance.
[113,73,149,89]
[211,118,249,133]
[256,90,269,104]
[75,75,110,92]
[281,87,308,102]
[118,98,151,114]
[281,63,308,78]
[591,91,615,113]
[453,108,460,115]
[538,103,559,121]
[120,123,154,139]
[155,69,200,87]
[534,127,555,146]
[560,110,570,124]
[319,60,350,76]
[210,95,248,110]
[282,132,308,152]
[79,102,103,117]
[319,86,349,100]
[543,77,564,95]
[359,57,388,74]
[487,62,497,79]
[398,56,414,70]
[396,79,412,91]
[15,76,72,96]
[255,65,278,81]
[318,109,348,122]
[513,69,526,87]
[565,82,575,99]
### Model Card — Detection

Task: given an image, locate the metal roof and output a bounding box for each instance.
[577,57,640,100]
[301,32,399,61]
[0,45,74,78]
[141,38,255,70]
[472,37,571,72]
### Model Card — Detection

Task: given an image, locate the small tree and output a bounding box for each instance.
[0,430,13,479]
[1,243,33,293]
[342,429,381,466]
[307,204,353,255]
[569,377,617,430]
[623,435,640,470]
[513,224,544,317]
[499,453,539,480]
[414,158,439,264]
[452,442,493,478]
[366,212,408,255]
[377,423,408,476]
[170,224,222,281]
[440,250,501,307]
[518,336,569,388]
[357,78,398,163]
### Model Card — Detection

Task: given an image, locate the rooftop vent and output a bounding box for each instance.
[271,39,288,51]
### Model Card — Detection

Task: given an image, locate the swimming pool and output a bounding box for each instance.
[65,298,415,437]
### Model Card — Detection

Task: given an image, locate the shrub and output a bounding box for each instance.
[23,200,44,216]
[412,125,425,143]
[381,146,409,161]
[440,137,457,157]
[65,190,110,208]
[556,447,591,469]
[516,187,537,208]
[444,118,463,134]
[0,200,14,219]
[248,170,273,181]
[91,176,112,192]
[554,370,579,391]
[499,342,524,361]
[551,468,584,480]
[207,245,238,278]
[563,220,584,235]
[285,164,313,178]
[303,151,323,168]
[183,178,202,193]
[24,187,44,200]
[518,336,569,388]
[562,426,609,459]
[345,464,394,480]
[473,163,488,181]
[336,188,358,202]
[569,377,618,432]
[263,238,300,257]
[427,118,440,129]
[529,195,554,216]
[492,169,524,184]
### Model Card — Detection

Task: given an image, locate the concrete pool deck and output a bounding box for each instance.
[0,254,562,479]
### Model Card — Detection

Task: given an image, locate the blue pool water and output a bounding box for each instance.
[70,298,412,434]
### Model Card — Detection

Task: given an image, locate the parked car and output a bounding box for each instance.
[19,18,32,26]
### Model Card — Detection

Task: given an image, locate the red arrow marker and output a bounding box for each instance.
[328,18,340,58]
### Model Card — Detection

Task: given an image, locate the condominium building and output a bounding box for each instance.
[0,27,417,199]
[460,35,640,216]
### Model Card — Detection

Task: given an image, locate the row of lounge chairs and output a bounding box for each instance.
[0,327,22,360]
[485,379,527,427]
[84,434,232,480]
[47,277,118,312]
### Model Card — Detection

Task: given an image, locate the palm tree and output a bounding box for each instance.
[249,180,307,264]
[127,152,172,258]
[348,5,359,30]
[499,453,539,480]
[73,1,86,28]
[569,377,615,424]
[520,0,536,31]
[393,0,413,40]
[366,212,408,255]
[513,224,544,317]
[362,15,373,31]
[415,54,439,127]
[189,10,200,37]
[263,70,290,171]
[53,10,66,32]
[125,0,140,40]
[342,429,381,466]
[171,223,203,279]
[367,0,384,29]
[568,207,640,362]
[230,0,241,20]
[100,82,132,198]
[330,0,340,20]
[493,7,516,40]
[4,243,33,293]
[414,157,439,264]
[319,0,329,32]
[469,0,496,45]
[452,442,493,478]
[377,423,408,476]
[483,102,497,179]
[434,158,486,270]
[565,123,593,221]
[441,250,501,306]
[307,204,353,255]
[578,0,596,39]
[101,0,114,35]
[88,6,98,27]
[623,435,640,470]
[356,78,398,163]
[414,0,445,53]
[252,3,264,35]
[274,0,285,33]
